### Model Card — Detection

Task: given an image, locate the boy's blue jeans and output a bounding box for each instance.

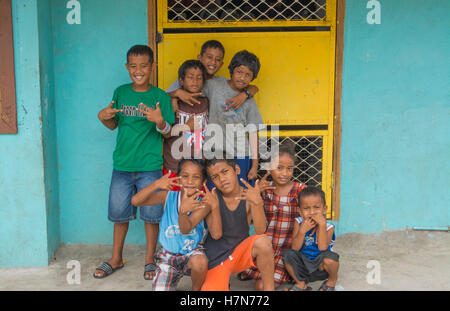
[108,169,163,223]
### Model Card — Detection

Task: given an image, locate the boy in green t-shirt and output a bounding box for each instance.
[94,45,175,280]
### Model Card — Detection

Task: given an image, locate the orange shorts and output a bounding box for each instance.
[201,234,266,291]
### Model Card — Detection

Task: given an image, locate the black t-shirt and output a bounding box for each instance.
[204,191,249,269]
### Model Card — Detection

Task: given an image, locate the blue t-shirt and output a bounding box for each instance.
[158,191,207,254]
[295,217,335,260]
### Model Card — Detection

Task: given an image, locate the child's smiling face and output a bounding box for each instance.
[126,54,154,91]
[270,153,295,186]
[198,47,224,77]
[179,161,204,197]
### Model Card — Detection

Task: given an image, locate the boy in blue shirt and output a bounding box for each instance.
[282,186,340,291]
[94,45,175,280]
[131,159,217,291]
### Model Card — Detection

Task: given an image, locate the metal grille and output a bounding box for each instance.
[167,0,327,23]
[258,136,323,187]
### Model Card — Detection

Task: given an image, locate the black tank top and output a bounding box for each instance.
[204,190,249,269]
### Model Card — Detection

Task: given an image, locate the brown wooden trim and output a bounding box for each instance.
[148,0,158,87]
[331,0,345,221]
[0,0,18,134]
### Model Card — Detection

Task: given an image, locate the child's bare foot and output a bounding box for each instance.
[143,262,158,280]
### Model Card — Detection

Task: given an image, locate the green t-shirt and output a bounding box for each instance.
[111,83,175,172]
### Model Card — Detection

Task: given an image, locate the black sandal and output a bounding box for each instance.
[287,284,312,291]
[143,263,158,280]
[319,280,335,291]
[93,261,124,279]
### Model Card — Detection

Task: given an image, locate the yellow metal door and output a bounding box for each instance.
[155,0,337,219]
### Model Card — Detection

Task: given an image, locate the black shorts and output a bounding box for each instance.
[282,249,339,283]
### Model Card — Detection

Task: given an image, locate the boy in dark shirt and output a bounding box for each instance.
[201,157,274,291]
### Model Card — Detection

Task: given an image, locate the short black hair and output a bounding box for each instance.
[127,45,154,64]
[205,152,237,171]
[298,186,326,206]
[228,50,261,81]
[178,59,207,82]
[200,40,225,57]
[177,158,207,181]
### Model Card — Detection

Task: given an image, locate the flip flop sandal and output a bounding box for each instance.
[288,285,312,291]
[237,272,252,281]
[319,280,335,291]
[143,263,159,280]
[93,261,125,279]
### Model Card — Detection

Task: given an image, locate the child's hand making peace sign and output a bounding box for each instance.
[155,171,180,191]
[235,178,264,207]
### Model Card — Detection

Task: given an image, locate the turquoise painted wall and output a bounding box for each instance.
[336,0,450,234]
[0,0,50,267]
[51,0,149,244]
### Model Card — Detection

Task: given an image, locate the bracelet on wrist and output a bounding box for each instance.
[244,89,252,99]
[156,121,171,134]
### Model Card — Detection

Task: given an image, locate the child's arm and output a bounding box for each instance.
[248,131,259,181]
[98,101,121,130]
[178,189,211,234]
[204,185,223,240]
[224,84,259,111]
[131,172,180,207]
[237,179,267,235]
[168,88,202,106]
[311,214,333,251]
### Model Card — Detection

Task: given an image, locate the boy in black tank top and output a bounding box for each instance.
[201,157,275,291]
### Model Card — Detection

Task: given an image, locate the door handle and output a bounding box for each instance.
[156,32,163,44]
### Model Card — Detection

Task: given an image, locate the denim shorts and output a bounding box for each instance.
[108,169,164,224]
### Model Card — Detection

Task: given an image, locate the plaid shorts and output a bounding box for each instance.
[153,245,206,291]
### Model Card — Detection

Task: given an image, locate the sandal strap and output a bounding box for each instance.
[320,281,335,291]
[144,263,158,272]
[97,262,113,275]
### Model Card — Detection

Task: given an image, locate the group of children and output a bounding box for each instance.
[94,40,340,291]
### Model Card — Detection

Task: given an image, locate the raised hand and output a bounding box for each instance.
[259,172,276,192]
[98,101,122,121]
[310,213,327,228]
[299,217,316,234]
[179,189,205,215]
[224,92,247,111]
[137,102,164,125]
[235,178,264,207]
[201,183,219,209]
[177,89,202,106]
[155,171,180,191]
